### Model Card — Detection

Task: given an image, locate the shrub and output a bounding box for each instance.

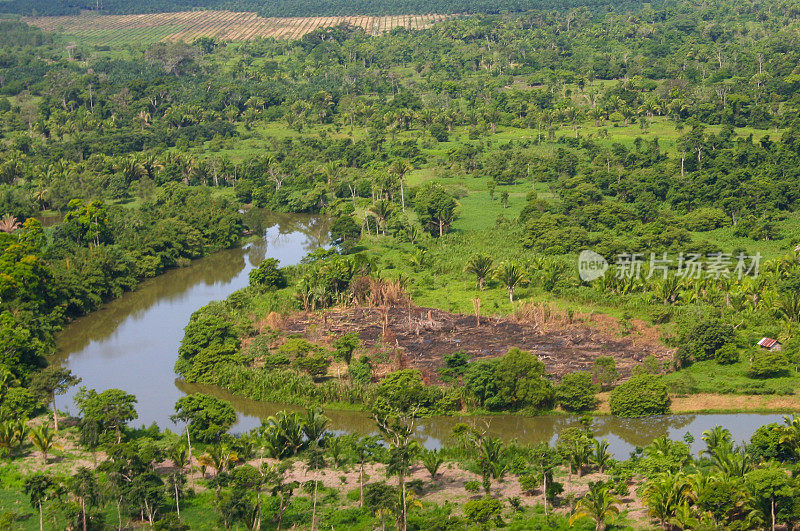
[714,343,740,365]
[677,317,735,363]
[749,350,790,378]
[464,480,481,493]
[609,374,670,417]
[332,332,360,364]
[248,258,286,289]
[680,207,728,231]
[464,497,504,528]
[348,360,372,384]
[293,354,332,380]
[592,356,619,390]
[555,371,599,412]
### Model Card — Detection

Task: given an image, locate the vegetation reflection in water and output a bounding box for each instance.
[52,211,330,428]
[177,381,785,459]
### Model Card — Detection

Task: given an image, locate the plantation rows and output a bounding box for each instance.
[23,11,451,42]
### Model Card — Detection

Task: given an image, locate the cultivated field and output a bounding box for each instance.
[23,11,451,44]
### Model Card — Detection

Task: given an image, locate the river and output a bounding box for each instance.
[53,211,790,458]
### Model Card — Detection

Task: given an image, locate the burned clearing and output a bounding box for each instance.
[276,304,673,383]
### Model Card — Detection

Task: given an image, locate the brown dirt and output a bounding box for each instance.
[278,304,672,384]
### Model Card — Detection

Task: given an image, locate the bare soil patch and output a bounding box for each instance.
[278,304,672,383]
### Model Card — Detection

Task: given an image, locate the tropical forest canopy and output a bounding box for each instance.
[2,0,800,528]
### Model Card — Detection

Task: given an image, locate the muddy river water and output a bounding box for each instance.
[53,211,789,457]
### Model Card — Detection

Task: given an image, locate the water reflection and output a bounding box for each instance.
[175,382,786,459]
[53,212,329,427]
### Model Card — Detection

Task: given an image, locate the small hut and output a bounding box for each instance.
[757,337,782,351]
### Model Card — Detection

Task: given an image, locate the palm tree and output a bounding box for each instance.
[701,426,733,458]
[206,444,239,476]
[421,448,444,480]
[368,200,394,236]
[494,262,527,303]
[302,407,329,445]
[28,425,61,465]
[477,436,506,494]
[388,158,413,212]
[0,214,20,234]
[465,254,494,290]
[569,481,620,531]
[642,472,691,528]
[591,439,612,473]
[169,443,189,470]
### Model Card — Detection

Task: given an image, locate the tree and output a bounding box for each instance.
[352,435,381,507]
[745,464,797,531]
[476,436,505,494]
[306,443,326,531]
[28,424,60,465]
[609,374,670,417]
[373,369,440,414]
[293,354,332,380]
[29,366,81,432]
[641,472,691,528]
[494,262,526,303]
[172,393,236,449]
[555,371,599,412]
[490,348,554,411]
[388,158,413,212]
[249,258,287,289]
[592,439,613,473]
[529,443,561,519]
[368,200,394,236]
[749,349,790,378]
[330,216,361,246]
[569,481,620,531]
[413,182,457,237]
[591,356,618,390]
[332,332,360,364]
[23,472,54,531]
[70,467,99,531]
[465,254,494,290]
[75,388,137,444]
[374,408,420,531]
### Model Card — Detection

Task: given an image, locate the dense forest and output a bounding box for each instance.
[2,0,800,528]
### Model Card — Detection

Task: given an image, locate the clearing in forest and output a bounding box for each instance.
[276,304,672,384]
[23,11,452,44]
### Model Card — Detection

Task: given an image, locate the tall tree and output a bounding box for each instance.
[29,367,81,432]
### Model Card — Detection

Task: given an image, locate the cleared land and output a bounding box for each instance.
[274,304,672,384]
[23,11,451,43]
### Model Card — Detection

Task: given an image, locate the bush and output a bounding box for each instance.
[680,207,728,231]
[248,258,287,289]
[677,318,735,363]
[749,350,791,378]
[609,374,670,417]
[464,497,504,528]
[464,480,481,493]
[714,343,740,365]
[293,354,332,380]
[555,371,599,412]
[592,356,619,390]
